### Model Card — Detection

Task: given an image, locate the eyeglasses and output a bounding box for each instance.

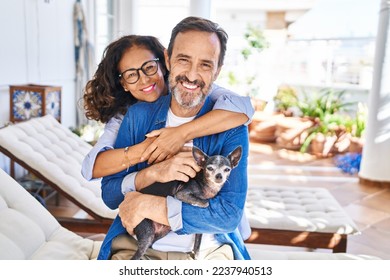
[119,58,160,84]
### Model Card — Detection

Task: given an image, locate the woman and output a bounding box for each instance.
[81,35,254,183]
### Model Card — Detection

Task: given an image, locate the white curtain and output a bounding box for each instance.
[73,0,95,127]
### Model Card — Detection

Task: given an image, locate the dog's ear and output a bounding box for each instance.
[192,146,208,167]
[228,146,242,169]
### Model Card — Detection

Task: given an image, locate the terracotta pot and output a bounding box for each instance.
[251,99,268,112]
[275,117,314,150]
[333,132,351,154]
[310,133,337,157]
[249,112,284,143]
[349,136,364,153]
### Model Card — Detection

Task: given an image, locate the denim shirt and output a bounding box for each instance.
[98,93,251,260]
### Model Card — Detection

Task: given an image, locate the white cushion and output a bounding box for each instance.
[0,168,101,260]
[0,115,117,220]
[246,186,359,234]
[246,244,380,260]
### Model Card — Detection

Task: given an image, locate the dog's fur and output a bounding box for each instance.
[130,146,242,260]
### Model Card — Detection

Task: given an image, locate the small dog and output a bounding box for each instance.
[130,145,242,260]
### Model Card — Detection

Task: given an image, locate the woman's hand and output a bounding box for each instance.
[141,126,188,164]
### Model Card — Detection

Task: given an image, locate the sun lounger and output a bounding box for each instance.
[0,167,103,259]
[0,115,117,233]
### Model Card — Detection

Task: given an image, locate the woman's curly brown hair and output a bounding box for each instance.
[83,35,168,123]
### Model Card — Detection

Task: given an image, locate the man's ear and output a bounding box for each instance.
[164,49,171,71]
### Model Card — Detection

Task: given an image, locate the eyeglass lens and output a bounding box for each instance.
[121,59,159,84]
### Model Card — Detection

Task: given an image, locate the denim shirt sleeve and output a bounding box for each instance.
[174,125,249,235]
[100,114,132,209]
[99,98,163,210]
[209,84,255,125]
[81,115,123,181]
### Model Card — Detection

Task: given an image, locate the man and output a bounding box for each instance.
[98,16,251,260]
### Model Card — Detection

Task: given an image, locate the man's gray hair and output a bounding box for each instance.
[167,16,228,68]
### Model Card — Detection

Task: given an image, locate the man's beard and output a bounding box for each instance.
[169,74,211,109]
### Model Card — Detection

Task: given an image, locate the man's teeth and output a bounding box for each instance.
[182,82,197,89]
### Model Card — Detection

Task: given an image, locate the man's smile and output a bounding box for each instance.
[182,81,198,90]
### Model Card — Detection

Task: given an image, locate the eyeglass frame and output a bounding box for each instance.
[118,58,160,84]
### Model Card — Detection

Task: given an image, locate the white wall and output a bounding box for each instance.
[117,0,190,47]
[0,0,95,129]
[0,0,96,176]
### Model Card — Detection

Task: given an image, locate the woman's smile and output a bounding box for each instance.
[141,83,156,93]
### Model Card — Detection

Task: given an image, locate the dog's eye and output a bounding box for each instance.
[206,166,214,171]
[224,168,231,173]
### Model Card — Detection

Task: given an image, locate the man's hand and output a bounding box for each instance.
[119,192,169,235]
[141,127,188,164]
[137,150,200,190]
[119,192,144,235]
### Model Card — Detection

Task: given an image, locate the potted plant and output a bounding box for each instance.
[273,86,298,117]
[297,88,356,156]
[297,88,355,120]
[349,102,367,153]
[300,113,347,157]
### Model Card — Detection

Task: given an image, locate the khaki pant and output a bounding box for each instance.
[110,234,233,260]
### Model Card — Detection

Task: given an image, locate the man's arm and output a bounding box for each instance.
[101,176,126,209]
[119,125,249,234]
[119,192,169,234]
[134,150,200,190]
[177,126,249,234]
[101,123,200,209]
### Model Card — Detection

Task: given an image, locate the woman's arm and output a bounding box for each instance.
[81,116,122,180]
[141,85,255,163]
[92,138,153,178]
[141,110,247,164]
[81,115,153,179]
[87,85,254,178]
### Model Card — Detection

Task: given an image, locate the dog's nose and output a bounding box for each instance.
[215,173,222,180]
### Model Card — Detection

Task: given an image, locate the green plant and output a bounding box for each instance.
[299,113,344,153]
[297,88,355,119]
[241,24,269,60]
[274,86,298,113]
[351,102,367,138]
